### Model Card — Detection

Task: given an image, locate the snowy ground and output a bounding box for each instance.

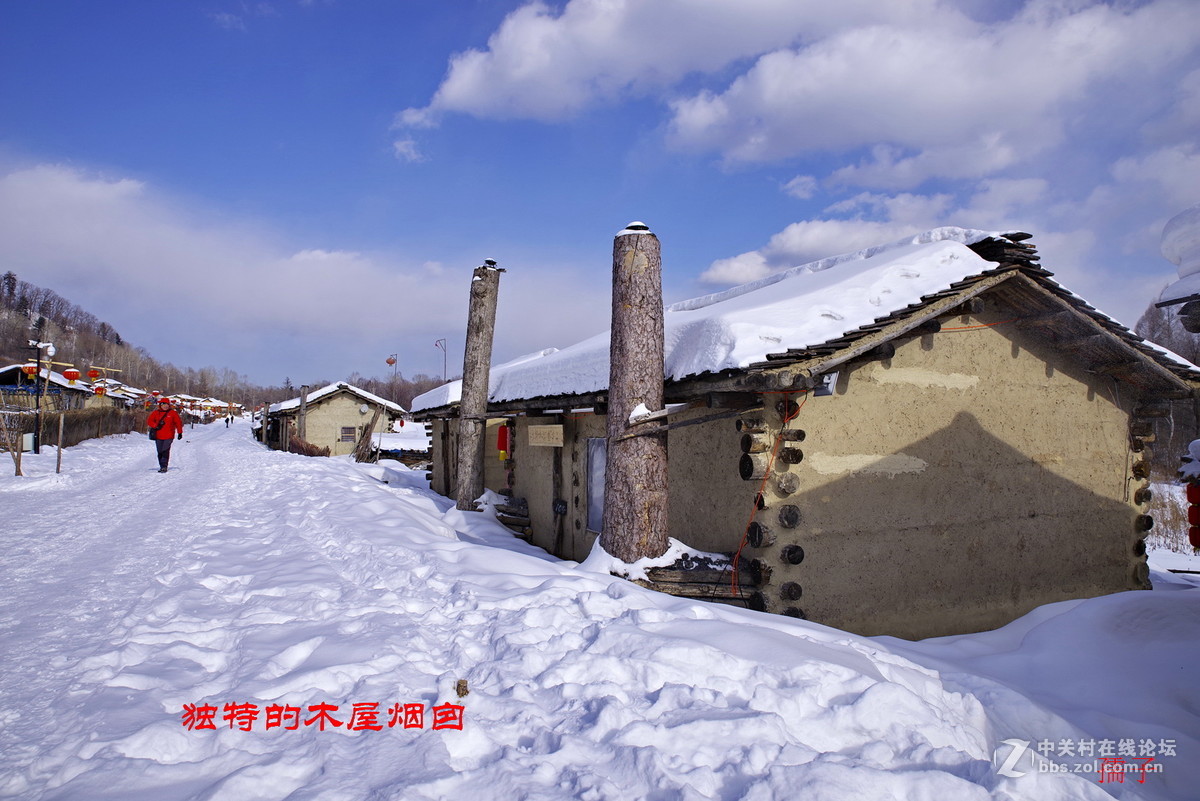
[1,421,1197,801]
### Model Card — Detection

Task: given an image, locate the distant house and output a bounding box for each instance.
[91,378,148,408]
[263,382,405,457]
[0,364,105,410]
[413,229,1200,639]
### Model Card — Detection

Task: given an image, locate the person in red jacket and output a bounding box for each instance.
[147,396,184,473]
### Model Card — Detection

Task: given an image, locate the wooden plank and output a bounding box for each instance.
[527,425,564,447]
[644,567,735,584]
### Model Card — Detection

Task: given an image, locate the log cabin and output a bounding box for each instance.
[264,381,404,457]
[413,229,1200,639]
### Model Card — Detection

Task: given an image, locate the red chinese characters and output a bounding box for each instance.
[265,704,302,730]
[223,702,259,732]
[388,702,425,729]
[182,700,465,732]
[304,703,343,731]
[431,703,465,731]
[181,703,218,730]
[346,702,383,732]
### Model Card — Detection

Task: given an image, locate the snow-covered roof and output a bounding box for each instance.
[413,226,1200,414]
[92,378,143,399]
[270,382,406,415]
[412,228,993,412]
[0,364,92,392]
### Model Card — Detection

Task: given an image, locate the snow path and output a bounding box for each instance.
[0,422,1186,800]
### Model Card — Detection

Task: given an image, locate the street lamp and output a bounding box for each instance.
[434,339,447,382]
[25,339,54,454]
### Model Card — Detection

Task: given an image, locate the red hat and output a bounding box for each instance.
[157,397,171,404]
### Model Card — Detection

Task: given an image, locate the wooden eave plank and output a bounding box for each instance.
[775,271,1016,380]
[1002,273,1200,391]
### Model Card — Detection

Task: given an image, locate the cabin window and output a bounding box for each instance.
[340,426,357,442]
[586,438,607,533]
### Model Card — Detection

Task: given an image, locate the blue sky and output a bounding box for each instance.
[1,0,1198,388]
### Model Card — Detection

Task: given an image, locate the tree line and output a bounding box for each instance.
[1,271,447,410]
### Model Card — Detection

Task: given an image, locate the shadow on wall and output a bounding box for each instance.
[754,411,1147,639]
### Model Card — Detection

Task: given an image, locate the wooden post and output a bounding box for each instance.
[600,222,670,563]
[55,412,64,473]
[455,259,504,511]
[298,385,309,442]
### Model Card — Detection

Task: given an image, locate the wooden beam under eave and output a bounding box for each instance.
[1018,310,1074,329]
[1091,361,1141,377]
[1057,333,1105,353]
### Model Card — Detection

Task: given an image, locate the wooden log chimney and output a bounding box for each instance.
[297,384,309,442]
[600,222,670,563]
[455,259,504,512]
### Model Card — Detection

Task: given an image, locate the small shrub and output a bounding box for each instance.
[1146,481,1191,553]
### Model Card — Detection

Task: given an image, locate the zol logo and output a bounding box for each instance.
[995,739,1031,778]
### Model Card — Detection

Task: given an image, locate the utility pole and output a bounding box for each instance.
[600,222,670,563]
[454,260,504,511]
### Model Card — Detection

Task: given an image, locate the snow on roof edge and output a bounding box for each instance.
[411,226,1200,414]
[668,227,1001,313]
[271,382,407,414]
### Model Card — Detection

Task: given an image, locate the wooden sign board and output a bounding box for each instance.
[527,425,564,447]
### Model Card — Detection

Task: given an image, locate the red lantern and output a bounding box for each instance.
[87,368,101,380]
[1191,527,1200,549]
[386,356,397,366]
[21,363,38,376]
[496,423,510,461]
[1188,483,1200,505]
[63,368,81,385]
[94,386,108,396]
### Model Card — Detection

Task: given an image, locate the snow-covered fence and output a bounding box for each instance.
[2,407,146,451]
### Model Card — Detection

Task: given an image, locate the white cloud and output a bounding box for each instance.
[829,137,1021,190]
[391,138,426,163]
[1110,145,1200,213]
[209,12,247,31]
[698,159,1191,333]
[825,192,954,227]
[401,0,1198,199]
[398,0,941,125]
[955,178,1047,227]
[700,219,918,284]
[698,178,1048,289]
[0,163,611,382]
[209,3,281,30]
[782,175,818,200]
[699,251,772,285]
[669,0,1199,184]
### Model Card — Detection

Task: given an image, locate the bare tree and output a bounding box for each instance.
[1135,301,1200,480]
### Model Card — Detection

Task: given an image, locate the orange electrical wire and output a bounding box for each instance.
[730,390,808,596]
